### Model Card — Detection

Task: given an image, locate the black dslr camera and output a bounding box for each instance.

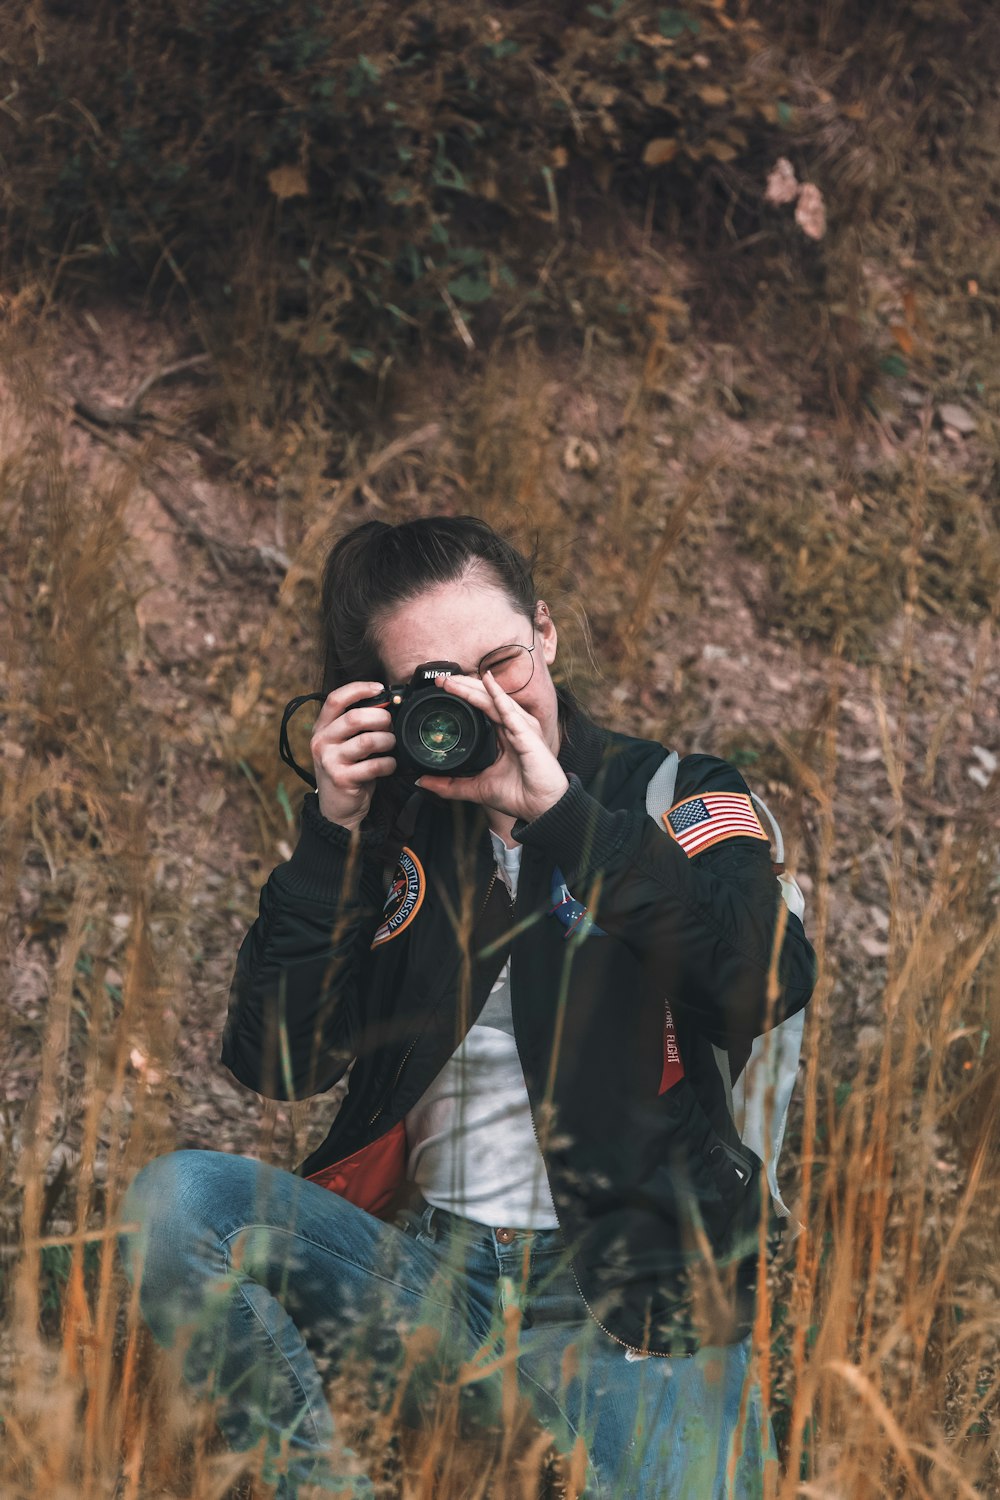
[355,661,498,777]
[279,661,498,789]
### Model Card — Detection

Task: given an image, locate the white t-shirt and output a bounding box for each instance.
[403,832,559,1228]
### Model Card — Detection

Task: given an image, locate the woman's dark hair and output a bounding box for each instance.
[319,516,539,694]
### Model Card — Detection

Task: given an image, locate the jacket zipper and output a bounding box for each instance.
[567,1264,672,1359]
[519,1084,671,1357]
[490,855,673,1359]
[367,1037,417,1126]
[500,854,670,1358]
[367,859,506,1129]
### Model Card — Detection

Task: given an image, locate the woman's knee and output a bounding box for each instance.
[118,1148,242,1289]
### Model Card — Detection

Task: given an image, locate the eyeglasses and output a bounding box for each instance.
[472,641,536,695]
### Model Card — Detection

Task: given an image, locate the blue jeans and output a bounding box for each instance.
[118,1150,775,1498]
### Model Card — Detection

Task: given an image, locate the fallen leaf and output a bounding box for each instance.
[267,164,308,200]
[705,138,738,163]
[231,667,263,720]
[937,403,976,435]
[795,183,826,240]
[765,157,799,206]
[643,138,678,167]
[890,324,914,356]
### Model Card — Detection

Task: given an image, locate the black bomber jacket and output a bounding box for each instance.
[221,702,816,1357]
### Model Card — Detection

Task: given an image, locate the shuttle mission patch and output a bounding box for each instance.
[371,846,426,947]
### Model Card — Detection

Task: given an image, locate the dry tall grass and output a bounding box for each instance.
[1,284,998,1500]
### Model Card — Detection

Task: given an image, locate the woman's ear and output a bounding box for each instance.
[535,600,557,663]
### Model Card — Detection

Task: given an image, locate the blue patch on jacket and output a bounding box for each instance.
[549,866,608,940]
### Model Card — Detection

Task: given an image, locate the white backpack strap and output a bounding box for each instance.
[750,791,806,919]
[645,749,679,822]
[731,1010,805,1222]
[748,791,784,866]
[735,794,806,1224]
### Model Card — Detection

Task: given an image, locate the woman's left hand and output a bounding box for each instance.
[414,671,569,824]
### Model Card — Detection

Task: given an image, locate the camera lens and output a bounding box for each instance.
[398,682,495,776]
[417,708,463,758]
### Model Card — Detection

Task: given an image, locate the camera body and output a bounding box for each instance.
[356,661,498,778]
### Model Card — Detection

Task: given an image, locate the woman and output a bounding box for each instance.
[119,516,815,1498]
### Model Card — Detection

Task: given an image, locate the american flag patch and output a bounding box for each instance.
[664,792,769,857]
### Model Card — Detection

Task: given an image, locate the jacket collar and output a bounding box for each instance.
[555,689,609,785]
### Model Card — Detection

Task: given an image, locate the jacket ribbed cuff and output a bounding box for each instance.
[278,793,383,903]
[513,774,634,883]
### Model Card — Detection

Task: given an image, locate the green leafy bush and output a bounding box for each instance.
[3,0,997,414]
[2,2,786,368]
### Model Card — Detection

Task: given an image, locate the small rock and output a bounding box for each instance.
[562,436,600,475]
[765,158,799,207]
[970,745,997,775]
[129,1046,164,1086]
[937,403,976,434]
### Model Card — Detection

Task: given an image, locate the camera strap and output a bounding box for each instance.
[279,693,325,790]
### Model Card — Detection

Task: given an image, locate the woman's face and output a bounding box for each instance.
[375,574,561,755]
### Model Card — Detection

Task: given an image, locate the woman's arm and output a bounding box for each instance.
[410,671,813,1044]
[220,794,387,1100]
[514,760,816,1046]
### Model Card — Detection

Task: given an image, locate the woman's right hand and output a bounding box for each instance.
[309,682,396,831]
